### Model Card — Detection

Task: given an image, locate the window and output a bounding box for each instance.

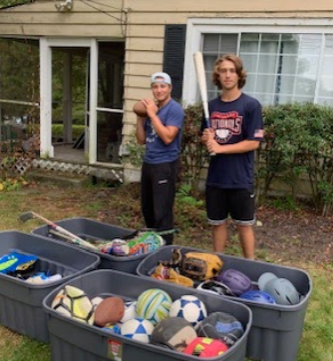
[201,32,333,106]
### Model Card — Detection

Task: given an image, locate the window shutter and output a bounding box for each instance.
[163,24,187,101]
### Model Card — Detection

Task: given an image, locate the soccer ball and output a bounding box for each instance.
[120,318,154,343]
[136,288,172,325]
[51,285,94,325]
[169,295,207,329]
[120,301,137,323]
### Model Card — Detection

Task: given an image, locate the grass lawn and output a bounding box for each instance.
[0,180,331,361]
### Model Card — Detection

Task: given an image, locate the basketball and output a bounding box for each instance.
[136,288,172,325]
[94,296,125,327]
[133,101,147,117]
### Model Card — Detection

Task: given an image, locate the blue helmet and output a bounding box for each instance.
[240,290,276,304]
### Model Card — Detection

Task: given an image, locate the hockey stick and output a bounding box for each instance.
[19,211,98,250]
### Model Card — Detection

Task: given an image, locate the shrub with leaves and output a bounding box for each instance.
[258,102,333,215]
[180,103,209,193]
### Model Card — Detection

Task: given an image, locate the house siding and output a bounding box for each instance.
[122,0,333,131]
[0,0,125,37]
[2,0,333,180]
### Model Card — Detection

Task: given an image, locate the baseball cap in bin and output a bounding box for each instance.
[151,72,172,85]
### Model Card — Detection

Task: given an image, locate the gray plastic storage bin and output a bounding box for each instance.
[32,217,148,273]
[136,245,312,361]
[43,269,252,361]
[0,231,100,343]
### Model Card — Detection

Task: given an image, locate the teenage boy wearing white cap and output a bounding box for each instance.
[136,72,184,244]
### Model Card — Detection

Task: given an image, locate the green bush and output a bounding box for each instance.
[258,102,333,215]
[180,103,209,194]
[51,124,85,140]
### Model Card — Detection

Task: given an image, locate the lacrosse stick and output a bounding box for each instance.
[19,211,98,250]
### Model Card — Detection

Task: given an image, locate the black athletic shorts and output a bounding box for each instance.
[205,186,255,226]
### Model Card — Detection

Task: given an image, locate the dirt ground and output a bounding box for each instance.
[91,182,333,266]
[18,178,332,267]
[248,205,332,264]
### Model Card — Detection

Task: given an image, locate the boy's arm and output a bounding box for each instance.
[136,117,146,145]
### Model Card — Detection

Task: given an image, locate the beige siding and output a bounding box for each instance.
[2,0,124,13]
[127,0,333,12]
[0,24,123,37]
[125,50,163,64]
[0,0,125,37]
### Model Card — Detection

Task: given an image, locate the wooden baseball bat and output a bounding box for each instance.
[193,52,215,156]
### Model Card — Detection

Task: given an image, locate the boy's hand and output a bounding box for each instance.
[202,128,215,144]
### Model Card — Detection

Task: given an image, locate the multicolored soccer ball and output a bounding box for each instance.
[169,295,207,329]
[51,285,94,325]
[120,318,154,343]
[183,337,229,358]
[136,288,172,325]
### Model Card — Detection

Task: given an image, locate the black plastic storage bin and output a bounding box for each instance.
[0,231,100,343]
[43,269,252,361]
[32,217,148,273]
[136,245,312,361]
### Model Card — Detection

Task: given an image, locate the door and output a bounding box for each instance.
[39,38,125,165]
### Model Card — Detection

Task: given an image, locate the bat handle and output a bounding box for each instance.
[205,119,216,156]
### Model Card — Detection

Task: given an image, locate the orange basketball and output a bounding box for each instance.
[94,296,125,327]
[133,101,147,117]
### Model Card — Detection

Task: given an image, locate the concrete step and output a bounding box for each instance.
[27,170,91,187]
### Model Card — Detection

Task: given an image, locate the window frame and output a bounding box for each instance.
[182,18,333,106]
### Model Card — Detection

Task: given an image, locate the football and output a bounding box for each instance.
[136,288,172,325]
[51,285,94,325]
[120,318,154,343]
[133,101,147,117]
[169,295,207,329]
[94,296,125,327]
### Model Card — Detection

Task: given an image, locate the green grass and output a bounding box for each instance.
[0,181,331,361]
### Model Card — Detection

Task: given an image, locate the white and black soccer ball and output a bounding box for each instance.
[169,295,207,329]
[120,318,154,343]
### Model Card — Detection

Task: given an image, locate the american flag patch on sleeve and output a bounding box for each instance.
[254,129,264,138]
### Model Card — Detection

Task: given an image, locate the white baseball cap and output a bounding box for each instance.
[151,72,172,85]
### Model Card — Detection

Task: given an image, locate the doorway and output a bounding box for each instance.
[39,38,125,165]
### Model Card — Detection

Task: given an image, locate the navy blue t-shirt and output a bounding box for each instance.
[202,93,264,189]
[144,99,184,164]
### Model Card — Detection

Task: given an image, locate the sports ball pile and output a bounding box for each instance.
[51,286,245,357]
